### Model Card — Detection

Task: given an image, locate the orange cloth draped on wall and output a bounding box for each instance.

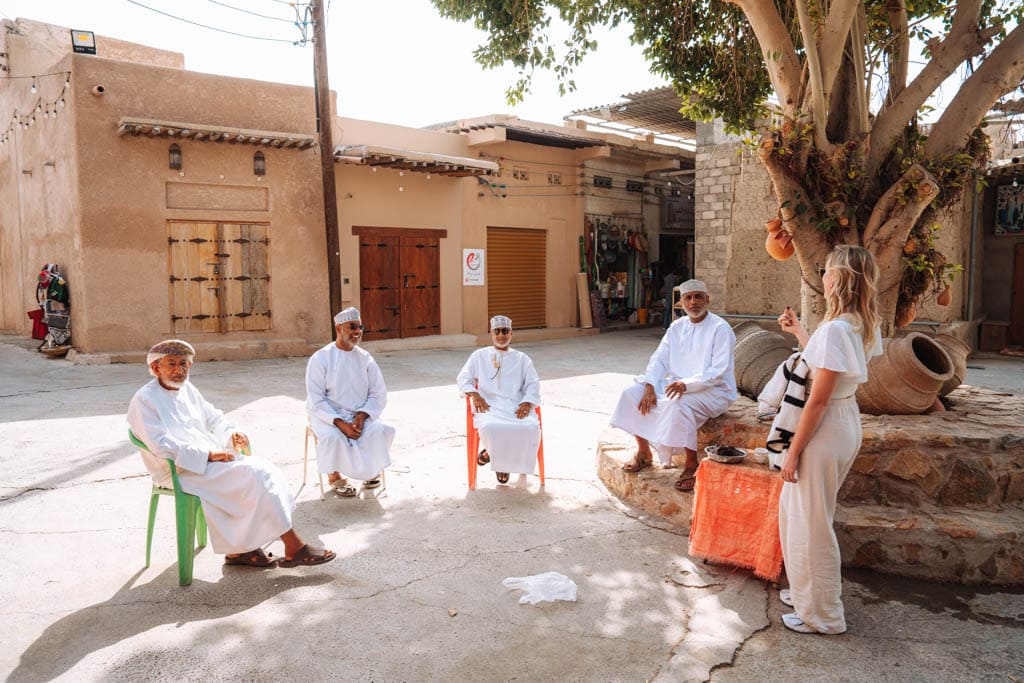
[688,459,785,582]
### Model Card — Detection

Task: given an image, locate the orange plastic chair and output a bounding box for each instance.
[465,397,544,490]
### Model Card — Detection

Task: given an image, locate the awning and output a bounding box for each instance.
[117,117,318,149]
[334,144,498,177]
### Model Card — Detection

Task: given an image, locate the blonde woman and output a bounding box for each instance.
[775,245,882,634]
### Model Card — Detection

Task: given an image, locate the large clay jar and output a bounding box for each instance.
[732,321,795,400]
[856,332,954,414]
[933,333,970,396]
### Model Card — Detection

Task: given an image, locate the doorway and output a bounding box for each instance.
[355,227,443,341]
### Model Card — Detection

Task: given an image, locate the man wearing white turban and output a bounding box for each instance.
[127,339,335,568]
[306,307,395,496]
[610,280,737,492]
[457,315,542,485]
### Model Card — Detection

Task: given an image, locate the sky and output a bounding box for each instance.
[0,0,670,129]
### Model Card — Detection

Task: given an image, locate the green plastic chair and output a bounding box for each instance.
[129,429,207,586]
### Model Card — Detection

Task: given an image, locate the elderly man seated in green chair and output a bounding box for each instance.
[127,339,334,569]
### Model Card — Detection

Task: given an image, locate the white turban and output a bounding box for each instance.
[334,307,361,324]
[146,339,195,377]
[677,279,708,295]
[490,315,512,331]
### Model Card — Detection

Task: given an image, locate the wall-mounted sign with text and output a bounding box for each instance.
[463,249,485,286]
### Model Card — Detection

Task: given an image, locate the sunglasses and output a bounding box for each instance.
[345,323,364,330]
[492,327,511,335]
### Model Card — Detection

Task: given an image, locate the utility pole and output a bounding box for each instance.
[312,0,343,333]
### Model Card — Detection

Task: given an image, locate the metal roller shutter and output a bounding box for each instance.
[487,227,546,329]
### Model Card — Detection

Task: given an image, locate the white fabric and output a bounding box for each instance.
[126,379,294,554]
[609,312,736,464]
[457,347,541,474]
[759,352,811,456]
[306,343,394,480]
[676,279,708,295]
[489,315,512,330]
[334,307,361,324]
[778,318,882,634]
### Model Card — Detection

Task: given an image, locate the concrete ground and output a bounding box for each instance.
[1,328,1022,682]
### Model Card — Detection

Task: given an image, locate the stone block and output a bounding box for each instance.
[851,453,879,474]
[937,458,998,506]
[883,447,942,496]
[1002,472,1024,503]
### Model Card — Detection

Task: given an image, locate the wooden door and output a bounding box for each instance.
[1011,243,1024,345]
[168,221,271,334]
[168,222,221,334]
[358,236,401,340]
[487,227,546,328]
[399,236,440,338]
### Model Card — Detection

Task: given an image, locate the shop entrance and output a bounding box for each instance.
[487,227,547,329]
[355,227,443,341]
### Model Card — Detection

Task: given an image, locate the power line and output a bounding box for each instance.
[124,0,305,44]
[207,0,303,24]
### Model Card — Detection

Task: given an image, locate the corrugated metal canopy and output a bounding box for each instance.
[334,144,499,177]
[569,87,696,139]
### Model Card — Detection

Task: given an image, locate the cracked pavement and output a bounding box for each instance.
[1,330,1022,681]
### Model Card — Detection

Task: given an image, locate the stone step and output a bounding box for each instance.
[598,428,1024,586]
[836,503,1024,585]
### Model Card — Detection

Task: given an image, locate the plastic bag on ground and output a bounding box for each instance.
[502,571,578,604]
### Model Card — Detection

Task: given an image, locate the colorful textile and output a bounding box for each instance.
[688,459,784,582]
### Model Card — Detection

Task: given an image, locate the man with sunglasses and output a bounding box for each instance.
[457,315,541,485]
[306,307,394,496]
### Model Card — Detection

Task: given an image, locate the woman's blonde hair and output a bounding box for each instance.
[823,244,880,349]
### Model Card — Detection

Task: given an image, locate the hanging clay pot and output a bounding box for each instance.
[765,217,783,234]
[765,228,795,261]
[895,302,916,329]
[936,285,952,306]
[856,332,954,415]
[933,333,970,396]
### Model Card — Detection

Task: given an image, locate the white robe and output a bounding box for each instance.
[610,312,737,464]
[126,379,294,555]
[457,346,541,474]
[779,318,882,634]
[305,343,394,480]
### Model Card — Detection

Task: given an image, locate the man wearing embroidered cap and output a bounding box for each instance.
[610,279,737,492]
[127,339,335,568]
[306,307,395,496]
[457,315,542,485]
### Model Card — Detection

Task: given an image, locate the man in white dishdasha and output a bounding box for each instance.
[306,307,395,496]
[457,315,541,485]
[127,339,335,568]
[610,279,737,492]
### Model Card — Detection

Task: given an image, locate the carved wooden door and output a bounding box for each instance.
[357,231,441,340]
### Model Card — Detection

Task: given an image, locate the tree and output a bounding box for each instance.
[432,0,1024,334]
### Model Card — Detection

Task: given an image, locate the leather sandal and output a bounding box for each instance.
[477,449,490,466]
[330,479,357,497]
[277,544,336,568]
[622,455,652,473]
[496,472,510,484]
[362,476,382,489]
[674,467,698,492]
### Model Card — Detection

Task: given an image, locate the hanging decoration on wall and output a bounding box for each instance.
[0,71,71,146]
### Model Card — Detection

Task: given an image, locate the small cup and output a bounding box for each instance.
[752,448,770,465]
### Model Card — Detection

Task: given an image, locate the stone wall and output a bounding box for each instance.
[696,390,1024,585]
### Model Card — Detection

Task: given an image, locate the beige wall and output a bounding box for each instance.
[0,52,82,332]
[1,18,183,78]
[67,54,329,353]
[1,20,694,356]
[459,140,584,334]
